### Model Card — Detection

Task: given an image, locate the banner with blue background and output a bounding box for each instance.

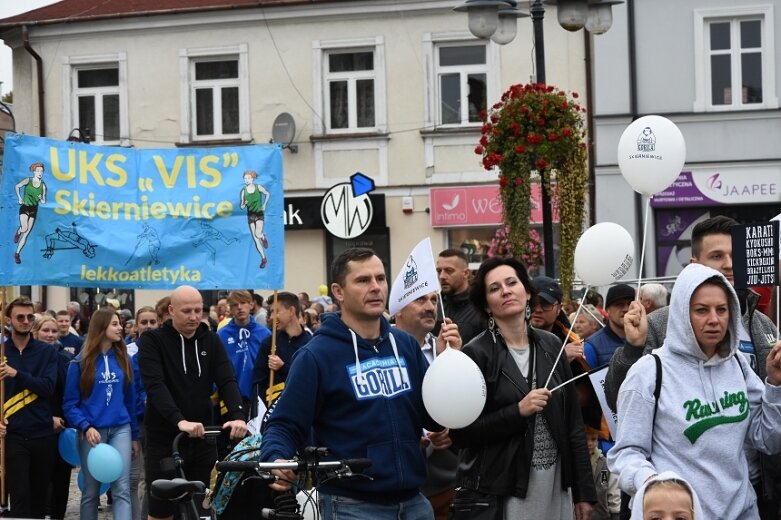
[0,133,284,289]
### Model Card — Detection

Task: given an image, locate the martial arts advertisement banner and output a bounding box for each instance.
[731,220,779,289]
[0,133,284,289]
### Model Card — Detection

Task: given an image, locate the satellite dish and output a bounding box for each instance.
[271,112,298,153]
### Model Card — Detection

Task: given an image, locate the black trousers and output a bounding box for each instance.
[7,434,57,518]
[47,451,74,519]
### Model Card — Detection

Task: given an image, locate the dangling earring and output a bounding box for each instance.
[488,314,496,331]
[525,304,532,320]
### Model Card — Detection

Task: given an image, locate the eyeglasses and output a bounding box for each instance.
[13,314,36,322]
[531,300,555,312]
[139,319,158,326]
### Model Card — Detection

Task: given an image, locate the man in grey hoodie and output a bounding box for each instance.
[609,263,781,519]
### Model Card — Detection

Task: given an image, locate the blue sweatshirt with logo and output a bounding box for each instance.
[217,316,270,400]
[260,313,438,503]
[63,348,139,441]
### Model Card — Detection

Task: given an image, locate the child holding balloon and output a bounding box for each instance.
[63,307,139,520]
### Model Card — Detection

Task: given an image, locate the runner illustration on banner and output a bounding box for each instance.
[190,220,239,265]
[239,170,271,269]
[43,222,97,260]
[125,222,161,266]
[13,162,47,264]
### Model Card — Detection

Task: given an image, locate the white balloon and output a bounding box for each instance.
[617,115,686,195]
[422,347,486,429]
[575,222,635,286]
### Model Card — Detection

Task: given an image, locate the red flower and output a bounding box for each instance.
[561,101,568,109]
[479,135,488,146]
[499,175,508,187]
[562,127,573,137]
[479,109,487,121]
[514,178,524,186]
[538,118,545,126]
[521,104,528,112]
[572,92,579,98]
[536,158,548,170]
[515,144,526,154]
[548,132,559,142]
[475,145,484,155]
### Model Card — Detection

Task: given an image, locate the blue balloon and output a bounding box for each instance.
[77,470,111,495]
[58,428,80,467]
[87,443,123,483]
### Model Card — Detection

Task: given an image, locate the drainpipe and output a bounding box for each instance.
[22,25,46,137]
[22,24,48,309]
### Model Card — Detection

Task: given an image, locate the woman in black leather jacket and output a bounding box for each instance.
[450,256,596,519]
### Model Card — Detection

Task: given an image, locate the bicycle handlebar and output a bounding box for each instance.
[215,458,372,474]
[172,425,225,452]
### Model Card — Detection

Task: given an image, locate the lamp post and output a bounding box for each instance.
[455,0,621,277]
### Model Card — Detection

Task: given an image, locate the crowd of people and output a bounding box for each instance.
[1,214,780,520]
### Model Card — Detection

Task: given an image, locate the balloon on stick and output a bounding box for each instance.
[617,115,686,195]
[575,223,635,286]
[86,443,124,483]
[422,347,486,429]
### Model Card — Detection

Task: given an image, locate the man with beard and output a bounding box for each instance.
[0,297,58,518]
[436,249,483,344]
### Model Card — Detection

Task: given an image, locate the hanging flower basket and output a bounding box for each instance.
[476,83,588,300]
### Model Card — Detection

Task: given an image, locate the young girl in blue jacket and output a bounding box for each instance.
[64,307,138,520]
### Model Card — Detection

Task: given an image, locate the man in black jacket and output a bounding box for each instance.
[139,285,247,520]
[437,249,484,344]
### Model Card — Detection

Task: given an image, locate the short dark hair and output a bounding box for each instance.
[6,297,34,318]
[330,247,377,287]
[267,291,302,317]
[691,216,737,258]
[252,293,264,307]
[56,309,70,318]
[438,248,469,265]
[470,256,534,320]
[155,296,171,320]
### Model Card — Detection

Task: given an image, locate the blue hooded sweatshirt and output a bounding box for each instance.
[217,316,270,400]
[63,348,139,441]
[260,312,439,504]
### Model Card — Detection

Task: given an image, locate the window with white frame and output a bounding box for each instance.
[72,65,121,144]
[694,6,778,111]
[436,43,488,126]
[180,44,249,143]
[191,57,240,138]
[324,49,377,131]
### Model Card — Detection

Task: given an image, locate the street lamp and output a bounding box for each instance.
[455,0,622,277]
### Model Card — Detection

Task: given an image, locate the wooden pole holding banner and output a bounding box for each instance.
[268,290,280,390]
[1,286,7,508]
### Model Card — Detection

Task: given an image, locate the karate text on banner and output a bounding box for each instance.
[0,133,284,290]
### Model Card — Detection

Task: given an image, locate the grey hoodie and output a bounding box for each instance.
[608,263,781,520]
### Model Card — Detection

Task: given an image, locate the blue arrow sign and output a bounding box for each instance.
[350,172,375,197]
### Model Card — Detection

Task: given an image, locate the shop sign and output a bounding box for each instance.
[430,184,555,228]
[650,168,781,208]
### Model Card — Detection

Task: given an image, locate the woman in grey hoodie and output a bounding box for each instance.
[609,263,781,519]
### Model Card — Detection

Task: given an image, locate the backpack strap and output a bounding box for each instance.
[652,353,662,426]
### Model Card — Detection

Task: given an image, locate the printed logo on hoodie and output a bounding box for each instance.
[682,389,749,444]
[348,356,411,400]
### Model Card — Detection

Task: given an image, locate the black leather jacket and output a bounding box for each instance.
[450,327,596,504]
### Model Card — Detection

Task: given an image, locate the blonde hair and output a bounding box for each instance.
[32,314,58,338]
[644,479,694,515]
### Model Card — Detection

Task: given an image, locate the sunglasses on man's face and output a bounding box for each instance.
[531,299,555,312]
[13,314,36,322]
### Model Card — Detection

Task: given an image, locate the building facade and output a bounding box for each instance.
[1,0,589,311]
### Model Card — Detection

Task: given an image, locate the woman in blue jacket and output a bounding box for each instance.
[64,307,138,520]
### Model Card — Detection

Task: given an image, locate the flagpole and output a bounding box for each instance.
[0,286,7,508]
[267,290,280,393]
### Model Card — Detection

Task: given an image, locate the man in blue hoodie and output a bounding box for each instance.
[0,296,58,518]
[260,247,440,520]
[217,289,270,417]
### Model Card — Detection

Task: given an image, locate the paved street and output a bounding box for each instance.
[63,470,127,520]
